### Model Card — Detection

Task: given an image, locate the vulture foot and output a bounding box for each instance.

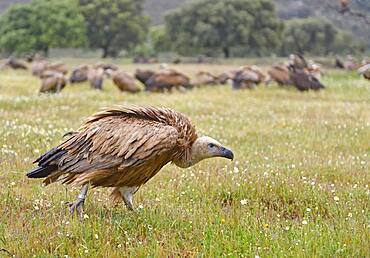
[67,199,85,217]
[66,184,89,218]
[119,186,139,211]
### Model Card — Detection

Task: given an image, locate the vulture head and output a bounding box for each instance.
[175,136,234,168]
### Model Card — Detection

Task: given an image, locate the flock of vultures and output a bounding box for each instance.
[1,54,369,94]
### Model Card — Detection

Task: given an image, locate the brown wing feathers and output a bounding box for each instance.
[27,106,197,188]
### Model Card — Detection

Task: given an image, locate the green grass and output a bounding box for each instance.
[0,61,369,257]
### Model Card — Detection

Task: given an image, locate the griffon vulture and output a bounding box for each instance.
[267,64,292,86]
[145,69,192,92]
[39,71,67,93]
[27,106,234,215]
[289,67,325,91]
[358,63,370,81]
[69,65,89,84]
[87,66,105,90]
[112,70,141,93]
[232,66,265,90]
[194,71,219,86]
[135,69,156,85]
[4,57,28,70]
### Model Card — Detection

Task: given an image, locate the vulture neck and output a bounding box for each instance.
[173,136,212,168]
[173,154,202,168]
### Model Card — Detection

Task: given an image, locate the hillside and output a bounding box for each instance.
[1,0,369,47]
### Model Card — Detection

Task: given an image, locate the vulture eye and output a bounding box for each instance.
[208,143,216,148]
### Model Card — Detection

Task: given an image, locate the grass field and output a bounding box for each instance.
[0,60,369,257]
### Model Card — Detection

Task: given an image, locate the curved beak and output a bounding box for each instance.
[219,147,234,160]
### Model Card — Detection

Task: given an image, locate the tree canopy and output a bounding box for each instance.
[0,0,86,56]
[164,0,283,58]
[281,18,362,55]
[78,0,149,58]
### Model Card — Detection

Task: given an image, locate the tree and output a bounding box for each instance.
[0,0,87,56]
[150,25,172,54]
[280,18,362,55]
[164,0,283,58]
[78,0,149,58]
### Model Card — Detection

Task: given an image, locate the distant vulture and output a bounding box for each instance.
[289,54,308,70]
[87,67,105,90]
[267,64,292,86]
[32,60,49,76]
[47,62,68,75]
[112,70,141,93]
[306,60,323,80]
[4,57,28,70]
[289,67,325,91]
[217,72,232,85]
[343,55,359,70]
[27,106,234,215]
[335,55,345,69]
[135,69,156,86]
[232,66,265,90]
[358,63,370,81]
[145,69,192,92]
[39,71,67,94]
[69,65,89,84]
[194,71,219,86]
[32,60,68,77]
[95,63,119,76]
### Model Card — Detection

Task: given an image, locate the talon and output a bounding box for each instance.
[67,199,85,217]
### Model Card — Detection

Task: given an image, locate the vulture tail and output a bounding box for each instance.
[27,147,66,178]
[27,165,58,178]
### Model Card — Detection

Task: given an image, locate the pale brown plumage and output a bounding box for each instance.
[27,106,233,212]
[112,70,141,93]
[32,60,68,77]
[358,63,370,81]
[39,71,67,93]
[194,71,219,86]
[267,64,292,86]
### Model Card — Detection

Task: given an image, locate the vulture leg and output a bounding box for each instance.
[56,81,62,93]
[67,184,89,217]
[119,186,139,211]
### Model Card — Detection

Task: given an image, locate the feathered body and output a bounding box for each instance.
[27,107,204,200]
[112,70,141,93]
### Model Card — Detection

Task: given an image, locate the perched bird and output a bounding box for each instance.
[267,64,292,86]
[145,69,192,92]
[112,70,141,93]
[32,59,49,76]
[135,68,156,86]
[335,55,345,69]
[289,54,308,70]
[69,65,89,84]
[46,62,68,75]
[32,59,68,77]
[4,57,28,70]
[217,72,233,85]
[27,106,234,215]
[358,63,370,81]
[95,63,119,72]
[39,71,67,94]
[87,66,105,90]
[194,71,219,86]
[306,60,323,80]
[232,66,265,90]
[289,67,325,91]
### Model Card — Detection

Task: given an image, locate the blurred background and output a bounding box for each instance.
[0,0,369,60]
